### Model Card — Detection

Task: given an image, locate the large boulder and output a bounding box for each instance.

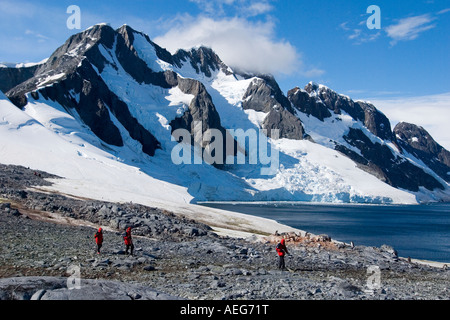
[0,276,180,300]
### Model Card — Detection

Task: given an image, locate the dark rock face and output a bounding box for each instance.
[117,25,174,68]
[287,82,448,192]
[262,108,304,140]
[29,53,161,156]
[243,78,304,140]
[113,25,174,88]
[43,24,116,75]
[288,87,331,122]
[356,101,394,141]
[304,82,364,121]
[298,83,395,141]
[343,128,444,191]
[37,60,124,148]
[171,77,224,139]
[170,77,238,165]
[394,122,450,182]
[0,65,39,94]
[6,24,162,157]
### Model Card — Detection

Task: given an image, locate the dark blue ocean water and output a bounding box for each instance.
[200,202,450,263]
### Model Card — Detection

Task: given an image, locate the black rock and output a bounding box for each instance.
[288,87,331,121]
[342,127,443,191]
[394,122,450,182]
[0,64,40,93]
[243,78,304,140]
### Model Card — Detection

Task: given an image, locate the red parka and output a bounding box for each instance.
[123,227,132,246]
[95,228,103,245]
[276,239,288,256]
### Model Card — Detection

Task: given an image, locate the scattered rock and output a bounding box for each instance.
[0,164,449,301]
[143,265,155,271]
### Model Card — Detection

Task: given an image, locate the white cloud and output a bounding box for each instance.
[159,0,311,76]
[339,22,350,31]
[300,67,325,78]
[188,0,234,15]
[245,1,274,17]
[368,92,450,150]
[437,8,450,15]
[347,28,362,40]
[25,29,50,42]
[339,20,380,45]
[154,16,302,76]
[385,14,436,45]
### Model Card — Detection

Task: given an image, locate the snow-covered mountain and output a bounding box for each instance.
[1,24,449,205]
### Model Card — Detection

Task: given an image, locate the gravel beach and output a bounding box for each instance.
[0,164,448,301]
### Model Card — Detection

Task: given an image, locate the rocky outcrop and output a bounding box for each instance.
[170,76,238,164]
[394,122,450,182]
[173,77,225,137]
[288,82,448,192]
[303,82,364,121]
[113,25,175,88]
[261,107,305,140]
[343,128,444,191]
[0,277,179,300]
[0,65,39,94]
[356,101,394,141]
[288,87,331,121]
[173,46,232,78]
[118,25,174,69]
[6,24,162,156]
[300,82,395,141]
[37,60,124,148]
[243,78,304,140]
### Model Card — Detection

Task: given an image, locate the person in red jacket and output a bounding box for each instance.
[123,227,134,256]
[276,238,289,270]
[94,227,103,254]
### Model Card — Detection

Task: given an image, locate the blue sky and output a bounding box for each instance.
[1,0,449,147]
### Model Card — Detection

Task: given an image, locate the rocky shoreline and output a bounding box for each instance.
[0,164,449,300]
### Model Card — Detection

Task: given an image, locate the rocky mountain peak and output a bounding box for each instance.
[173,46,232,77]
[304,81,320,92]
[1,24,448,202]
[4,23,117,103]
[291,82,395,141]
[116,24,174,67]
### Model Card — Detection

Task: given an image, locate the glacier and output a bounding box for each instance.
[1,24,448,207]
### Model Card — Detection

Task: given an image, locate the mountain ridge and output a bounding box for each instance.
[0,24,448,204]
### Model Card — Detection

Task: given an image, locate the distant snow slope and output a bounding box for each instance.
[0,80,417,206]
[0,91,304,235]
[2,25,448,206]
[0,90,191,204]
